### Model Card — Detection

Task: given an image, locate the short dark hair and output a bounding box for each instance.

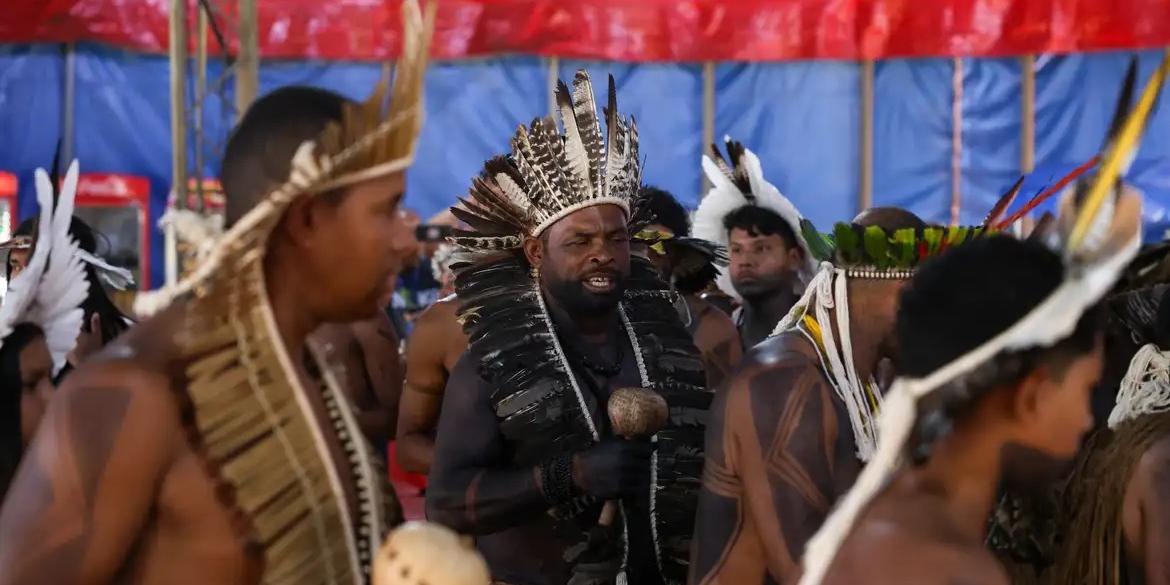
[221,86,353,227]
[723,205,797,250]
[641,186,689,237]
[898,236,1104,462]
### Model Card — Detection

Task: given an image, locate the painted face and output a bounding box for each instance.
[18,333,52,448]
[305,173,416,321]
[538,204,632,314]
[727,228,798,299]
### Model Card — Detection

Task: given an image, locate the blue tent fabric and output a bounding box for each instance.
[3,43,1170,289]
[410,57,546,220]
[958,57,1022,226]
[872,59,954,225]
[714,61,859,230]
[0,45,64,223]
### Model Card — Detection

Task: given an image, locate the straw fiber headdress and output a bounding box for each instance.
[798,51,1167,585]
[127,1,434,583]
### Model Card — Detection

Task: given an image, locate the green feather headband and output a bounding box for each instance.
[800,219,986,278]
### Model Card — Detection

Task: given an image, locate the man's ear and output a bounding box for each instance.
[278,196,320,251]
[523,236,544,272]
[1010,366,1050,424]
[787,244,804,266]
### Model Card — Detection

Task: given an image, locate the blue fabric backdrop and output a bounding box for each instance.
[1,44,1168,287]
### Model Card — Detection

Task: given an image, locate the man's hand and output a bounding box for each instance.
[571,438,653,500]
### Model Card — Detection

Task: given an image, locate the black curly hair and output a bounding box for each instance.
[897,235,1105,464]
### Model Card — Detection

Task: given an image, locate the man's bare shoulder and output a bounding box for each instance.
[830,512,1009,585]
[724,331,823,395]
[69,301,192,423]
[415,296,462,330]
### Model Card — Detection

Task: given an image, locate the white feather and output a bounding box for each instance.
[0,173,54,349]
[34,161,90,374]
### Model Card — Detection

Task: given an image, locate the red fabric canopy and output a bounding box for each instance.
[5,0,1170,62]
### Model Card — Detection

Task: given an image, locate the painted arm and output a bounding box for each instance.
[424,354,549,534]
[695,304,744,390]
[0,362,180,584]
[732,358,844,584]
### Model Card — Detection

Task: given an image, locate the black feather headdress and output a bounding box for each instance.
[451,71,643,251]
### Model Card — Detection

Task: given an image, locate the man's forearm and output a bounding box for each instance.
[426,465,548,534]
[396,431,435,475]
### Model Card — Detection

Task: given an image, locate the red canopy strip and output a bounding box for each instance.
[4,0,1170,62]
[994,155,1101,230]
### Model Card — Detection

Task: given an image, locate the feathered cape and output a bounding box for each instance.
[454,253,711,584]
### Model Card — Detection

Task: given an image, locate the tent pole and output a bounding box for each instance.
[1019,54,1036,236]
[859,59,874,213]
[701,62,715,197]
[62,43,76,165]
[194,2,208,212]
[168,0,189,287]
[236,0,259,115]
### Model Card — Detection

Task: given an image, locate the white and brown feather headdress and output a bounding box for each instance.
[450,71,643,251]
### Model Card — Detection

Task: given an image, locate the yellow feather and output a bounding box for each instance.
[1069,50,1170,251]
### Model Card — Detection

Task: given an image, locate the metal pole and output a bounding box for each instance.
[236,0,259,115]
[547,57,559,119]
[950,57,964,226]
[859,60,874,212]
[194,3,208,212]
[1020,55,1036,174]
[701,62,715,197]
[168,0,188,287]
[62,43,76,165]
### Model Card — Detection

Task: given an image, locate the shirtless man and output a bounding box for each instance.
[0,25,430,581]
[690,207,925,585]
[395,270,468,475]
[822,236,1107,584]
[635,186,742,389]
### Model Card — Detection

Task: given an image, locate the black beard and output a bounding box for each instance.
[545,273,627,314]
[998,442,1076,493]
[733,273,790,302]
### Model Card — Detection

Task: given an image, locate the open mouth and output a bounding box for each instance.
[583,272,618,294]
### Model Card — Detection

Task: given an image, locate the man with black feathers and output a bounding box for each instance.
[426,71,711,585]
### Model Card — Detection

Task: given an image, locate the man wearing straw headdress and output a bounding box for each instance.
[0,2,434,583]
[797,54,1164,585]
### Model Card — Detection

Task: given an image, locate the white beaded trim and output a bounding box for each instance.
[843,266,915,280]
[534,280,659,582]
